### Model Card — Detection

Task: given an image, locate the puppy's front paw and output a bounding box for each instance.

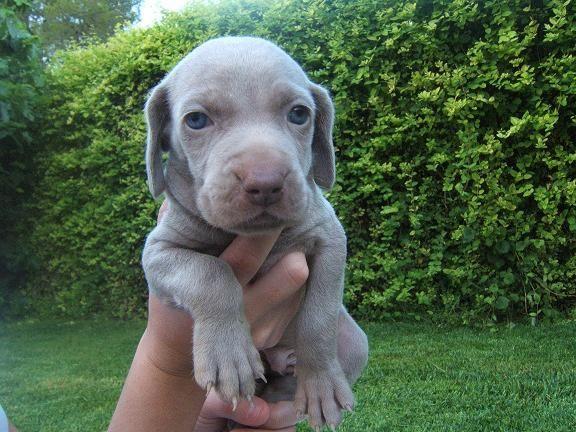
[193,322,264,404]
[295,363,354,430]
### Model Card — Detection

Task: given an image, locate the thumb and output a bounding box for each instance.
[209,394,270,427]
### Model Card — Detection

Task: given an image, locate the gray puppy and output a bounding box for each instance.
[142,36,368,430]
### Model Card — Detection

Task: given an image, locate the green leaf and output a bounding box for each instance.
[462,227,475,243]
[495,240,511,254]
[494,296,510,310]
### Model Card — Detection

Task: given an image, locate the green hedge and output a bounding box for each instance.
[17,0,576,322]
[0,0,44,317]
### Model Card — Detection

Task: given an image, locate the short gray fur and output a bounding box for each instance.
[141,37,368,429]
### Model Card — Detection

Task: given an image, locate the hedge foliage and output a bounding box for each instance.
[0,0,44,316]
[17,0,576,323]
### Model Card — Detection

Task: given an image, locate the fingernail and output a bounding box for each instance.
[242,397,268,424]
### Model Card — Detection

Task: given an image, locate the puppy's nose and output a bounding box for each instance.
[241,170,285,206]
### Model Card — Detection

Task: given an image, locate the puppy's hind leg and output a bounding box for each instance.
[258,307,368,403]
[337,307,369,385]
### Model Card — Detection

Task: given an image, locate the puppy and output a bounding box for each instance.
[142,37,368,429]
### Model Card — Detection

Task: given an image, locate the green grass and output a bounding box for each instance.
[1,320,575,431]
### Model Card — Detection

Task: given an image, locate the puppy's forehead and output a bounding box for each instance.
[168,37,310,98]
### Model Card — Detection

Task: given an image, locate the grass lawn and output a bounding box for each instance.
[1,319,575,431]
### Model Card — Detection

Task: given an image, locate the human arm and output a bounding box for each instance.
[109,223,306,431]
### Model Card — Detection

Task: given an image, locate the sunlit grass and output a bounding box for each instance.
[1,320,575,431]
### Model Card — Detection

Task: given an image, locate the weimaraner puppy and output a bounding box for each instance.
[142,36,368,430]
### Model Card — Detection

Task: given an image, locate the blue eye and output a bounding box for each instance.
[185,112,209,129]
[287,106,310,125]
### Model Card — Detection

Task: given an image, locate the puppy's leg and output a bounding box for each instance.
[142,230,263,404]
[261,307,368,403]
[338,307,369,384]
[293,233,354,430]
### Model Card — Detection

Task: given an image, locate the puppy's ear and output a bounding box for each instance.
[145,83,170,199]
[310,83,336,190]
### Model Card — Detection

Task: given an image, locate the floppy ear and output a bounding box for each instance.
[310,83,336,190]
[144,84,170,199]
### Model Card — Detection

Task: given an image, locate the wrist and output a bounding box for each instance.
[140,327,195,377]
[109,329,204,432]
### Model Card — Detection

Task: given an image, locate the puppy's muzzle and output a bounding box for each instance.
[236,166,289,207]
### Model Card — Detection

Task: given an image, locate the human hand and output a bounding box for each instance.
[147,201,307,375]
[194,390,298,432]
[109,202,306,432]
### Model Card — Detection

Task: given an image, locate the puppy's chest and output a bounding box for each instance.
[171,207,326,277]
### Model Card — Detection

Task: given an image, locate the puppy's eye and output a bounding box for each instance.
[185,112,210,130]
[287,106,310,125]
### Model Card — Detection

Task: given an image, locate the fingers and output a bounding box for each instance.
[220,230,282,286]
[246,252,308,309]
[195,392,270,432]
[258,401,298,430]
[232,428,295,432]
[196,394,297,432]
[231,400,298,432]
[244,252,308,349]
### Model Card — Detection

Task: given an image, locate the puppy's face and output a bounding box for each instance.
[146,37,335,234]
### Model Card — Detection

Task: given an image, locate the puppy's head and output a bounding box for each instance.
[145,37,335,234]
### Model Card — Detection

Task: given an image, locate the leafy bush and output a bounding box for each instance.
[0,0,44,317]
[19,0,576,322]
